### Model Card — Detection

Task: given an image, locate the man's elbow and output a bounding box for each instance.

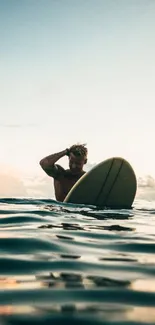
[39,159,45,169]
[39,158,51,171]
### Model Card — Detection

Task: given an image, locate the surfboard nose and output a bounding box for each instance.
[64,157,137,209]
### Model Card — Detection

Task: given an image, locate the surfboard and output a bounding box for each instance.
[64,157,137,208]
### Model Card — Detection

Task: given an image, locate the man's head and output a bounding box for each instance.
[68,144,88,174]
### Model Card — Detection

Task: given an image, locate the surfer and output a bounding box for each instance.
[39,144,88,202]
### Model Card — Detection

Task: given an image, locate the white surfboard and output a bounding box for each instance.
[64,157,137,208]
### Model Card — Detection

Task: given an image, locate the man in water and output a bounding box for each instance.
[39,144,88,202]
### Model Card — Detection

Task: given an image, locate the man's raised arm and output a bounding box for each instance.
[39,149,67,178]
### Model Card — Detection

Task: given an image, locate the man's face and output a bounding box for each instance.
[69,153,86,174]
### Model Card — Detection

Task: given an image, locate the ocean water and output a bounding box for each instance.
[0,197,155,325]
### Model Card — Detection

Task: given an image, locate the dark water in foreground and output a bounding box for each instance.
[0,198,155,324]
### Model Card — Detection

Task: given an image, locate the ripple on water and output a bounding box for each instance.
[0,198,155,324]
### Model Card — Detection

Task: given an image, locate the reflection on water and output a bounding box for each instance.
[0,198,155,324]
[131,278,155,292]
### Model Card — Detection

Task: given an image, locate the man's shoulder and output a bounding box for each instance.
[50,164,66,180]
[55,164,66,172]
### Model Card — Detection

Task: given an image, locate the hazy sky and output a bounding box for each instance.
[1,0,155,179]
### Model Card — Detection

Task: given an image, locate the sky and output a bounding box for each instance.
[0,0,155,197]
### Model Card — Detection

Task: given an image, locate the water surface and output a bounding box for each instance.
[0,198,155,324]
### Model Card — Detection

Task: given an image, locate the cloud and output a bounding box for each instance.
[23,175,54,198]
[138,176,155,188]
[85,162,96,172]
[0,168,54,198]
[136,176,155,201]
[0,173,27,197]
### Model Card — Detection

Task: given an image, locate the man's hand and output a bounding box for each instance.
[65,148,70,156]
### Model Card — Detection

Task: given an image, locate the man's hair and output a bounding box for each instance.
[69,143,88,158]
